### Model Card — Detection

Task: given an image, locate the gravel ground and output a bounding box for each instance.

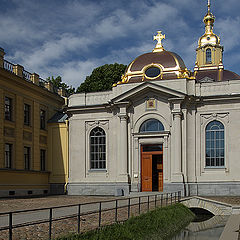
[1,194,239,240]
[0,195,118,213]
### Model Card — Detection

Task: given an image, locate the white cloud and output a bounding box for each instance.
[216,17,240,51]
[1,0,240,88]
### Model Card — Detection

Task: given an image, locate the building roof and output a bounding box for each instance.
[117,50,188,85]
[48,112,68,123]
[195,69,240,82]
[130,51,186,72]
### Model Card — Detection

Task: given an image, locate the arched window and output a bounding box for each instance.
[139,119,164,132]
[205,120,224,167]
[206,48,212,63]
[90,127,106,169]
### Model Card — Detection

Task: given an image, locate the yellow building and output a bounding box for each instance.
[0,48,68,197]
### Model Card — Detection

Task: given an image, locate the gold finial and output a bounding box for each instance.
[203,0,215,34]
[153,31,165,52]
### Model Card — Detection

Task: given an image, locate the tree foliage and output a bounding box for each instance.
[76,63,127,93]
[47,76,75,96]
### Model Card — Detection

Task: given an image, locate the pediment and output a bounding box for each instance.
[110,82,186,103]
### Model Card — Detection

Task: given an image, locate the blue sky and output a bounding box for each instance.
[0,0,240,88]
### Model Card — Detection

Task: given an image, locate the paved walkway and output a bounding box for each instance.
[0,195,117,213]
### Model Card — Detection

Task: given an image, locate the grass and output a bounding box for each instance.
[56,204,195,240]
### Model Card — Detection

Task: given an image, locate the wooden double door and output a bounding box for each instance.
[141,145,163,192]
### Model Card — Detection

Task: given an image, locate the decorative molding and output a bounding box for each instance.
[4,127,15,138]
[199,76,214,83]
[39,135,47,144]
[118,114,128,121]
[146,98,157,110]
[85,120,109,131]
[23,131,32,141]
[200,112,229,125]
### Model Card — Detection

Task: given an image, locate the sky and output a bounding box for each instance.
[0,0,240,89]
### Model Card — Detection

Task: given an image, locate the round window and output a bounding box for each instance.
[145,67,161,78]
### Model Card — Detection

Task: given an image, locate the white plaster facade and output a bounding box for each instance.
[67,5,240,196]
[67,76,240,196]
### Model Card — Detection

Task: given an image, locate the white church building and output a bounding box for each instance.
[67,3,240,196]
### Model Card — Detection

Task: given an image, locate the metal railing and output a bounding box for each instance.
[0,191,181,240]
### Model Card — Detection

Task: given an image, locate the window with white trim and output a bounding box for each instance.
[90,127,106,169]
[205,120,225,167]
[139,119,164,132]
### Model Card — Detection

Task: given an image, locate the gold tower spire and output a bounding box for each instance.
[195,0,224,72]
[208,0,211,13]
[203,0,215,34]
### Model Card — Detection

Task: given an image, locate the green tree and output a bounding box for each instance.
[46,76,75,96]
[76,63,127,93]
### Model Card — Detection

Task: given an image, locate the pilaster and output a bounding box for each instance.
[33,101,40,170]
[117,104,129,182]
[0,89,4,168]
[171,101,183,182]
[15,96,24,169]
[0,48,5,68]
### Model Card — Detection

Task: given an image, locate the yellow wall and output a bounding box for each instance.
[0,60,66,197]
[0,170,49,190]
[48,122,69,189]
[196,46,223,68]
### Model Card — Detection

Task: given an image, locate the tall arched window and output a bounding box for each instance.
[205,120,224,167]
[139,119,164,132]
[90,127,106,169]
[206,48,212,63]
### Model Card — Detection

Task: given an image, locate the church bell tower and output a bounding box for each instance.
[195,0,224,72]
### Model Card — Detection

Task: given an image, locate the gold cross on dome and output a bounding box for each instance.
[153,31,165,52]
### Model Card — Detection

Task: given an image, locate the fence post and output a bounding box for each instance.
[139,197,141,214]
[9,212,12,240]
[49,208,52,240]
[166,193,168,206]
[161,194,163,207]
[155,195,157,208]
[178,191,181,202]
[171,193,173,205]
[175,192,177,204]
[99,202,102,228]
[77,204,81,233]
[128,198,130,219]
[147,196,150,211]
[115,200,118,222]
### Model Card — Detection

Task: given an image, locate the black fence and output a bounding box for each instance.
[0,191,181,240]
